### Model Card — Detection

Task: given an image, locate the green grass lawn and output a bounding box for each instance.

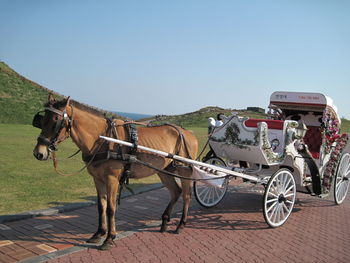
[0,124,161,215]
[341,118,350,133]
[0,124,208,215]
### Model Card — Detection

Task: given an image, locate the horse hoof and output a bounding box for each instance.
[99,241,114,251]
[173,228,181,234]
[86,236,103,244]
[174,225,185,234]
[160,224,168,233]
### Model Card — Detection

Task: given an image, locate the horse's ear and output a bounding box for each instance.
[65,96,71,107]
[48,93,56,105]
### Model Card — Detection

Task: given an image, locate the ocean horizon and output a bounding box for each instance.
[112,111,153,120]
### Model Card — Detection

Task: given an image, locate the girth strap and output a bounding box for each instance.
[82,151,134,163]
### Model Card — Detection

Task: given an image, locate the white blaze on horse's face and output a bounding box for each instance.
[33,110,56,161]
[33,143,50,161]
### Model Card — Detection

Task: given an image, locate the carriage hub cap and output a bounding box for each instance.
[278,194,286,203]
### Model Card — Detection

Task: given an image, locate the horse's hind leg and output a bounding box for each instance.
[175,168,192,234]
[158,172,182,232]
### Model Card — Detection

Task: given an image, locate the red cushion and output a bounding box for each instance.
[244,119,284,130]
[303,126,322,159]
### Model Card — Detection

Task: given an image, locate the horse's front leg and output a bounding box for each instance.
[86,178,107,244]
[100,174,119,250]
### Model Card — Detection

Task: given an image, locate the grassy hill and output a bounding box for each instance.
[146,106,267,128]
[0,62,118,124]
[0,62,56,124]
[146,106,350,132]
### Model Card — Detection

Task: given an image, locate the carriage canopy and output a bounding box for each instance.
[269,91,341,124]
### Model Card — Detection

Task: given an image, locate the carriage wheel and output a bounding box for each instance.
[334,153,350,205]
[263,169,296,228]
[193,157,228,208]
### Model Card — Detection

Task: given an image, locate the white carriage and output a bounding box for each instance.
[193,91,350,227]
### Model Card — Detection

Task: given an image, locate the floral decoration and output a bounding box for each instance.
[322,133,349,193]
[321,108,341,154]
[261,121,297,163]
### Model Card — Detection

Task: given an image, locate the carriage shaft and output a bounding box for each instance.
[100,136,260,183]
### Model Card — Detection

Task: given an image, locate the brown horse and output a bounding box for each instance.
[33,94,198,250]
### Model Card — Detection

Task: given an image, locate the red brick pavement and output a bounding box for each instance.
[0,181,349,263]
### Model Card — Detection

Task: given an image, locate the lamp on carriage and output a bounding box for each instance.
[294,122,308,140]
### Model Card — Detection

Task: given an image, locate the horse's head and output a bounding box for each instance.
[33,94,73,160]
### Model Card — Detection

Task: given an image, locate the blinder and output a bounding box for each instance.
[32,111,45,129]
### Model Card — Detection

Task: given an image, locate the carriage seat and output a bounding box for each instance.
[303,126,322,159]
[209,116,294,164]
[244,118,285,154]
[244,119,284,130]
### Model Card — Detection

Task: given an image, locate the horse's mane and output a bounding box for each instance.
[45,98,111,118]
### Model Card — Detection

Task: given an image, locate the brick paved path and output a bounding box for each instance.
[0,181,349,263]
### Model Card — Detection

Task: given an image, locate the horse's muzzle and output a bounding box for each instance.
[33,151,43,160]
[33,145,50,161]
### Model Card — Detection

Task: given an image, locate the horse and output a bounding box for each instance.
[32,94,198,250]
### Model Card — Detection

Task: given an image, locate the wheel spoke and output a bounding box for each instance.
[280,203,285,220]
[343,157,350,173]
[344,161,350,177]
[270,205,278,222]
[284,193,295,198]
[285,199,294,204]
[266,198,278,204]
[337,184,344,201]
[268,191,278,198]
[283,177,292,193]
[284,185,294,195]
[270,183,279,194]
[201,187,211,202]
[266,200,278,213]
[198,186,207,199]
[282,202,291,214]
[213,187,219,202]
[208,188,214,204]
[336,180,343,192]
[213,187,218,201]
[345,169,350,177]
[276,176,283,193]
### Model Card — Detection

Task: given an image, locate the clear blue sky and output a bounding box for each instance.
[1,0,349,118]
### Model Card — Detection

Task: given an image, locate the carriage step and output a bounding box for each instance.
[318,193,329,199]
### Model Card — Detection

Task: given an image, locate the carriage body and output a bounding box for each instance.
[194,91,350,227]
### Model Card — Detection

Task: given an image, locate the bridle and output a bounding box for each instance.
[32,99,73,152]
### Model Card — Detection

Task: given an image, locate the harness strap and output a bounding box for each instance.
[161,124,193,168]
[118,122,139,204]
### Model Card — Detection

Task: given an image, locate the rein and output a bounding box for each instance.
[51,139,106,176]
